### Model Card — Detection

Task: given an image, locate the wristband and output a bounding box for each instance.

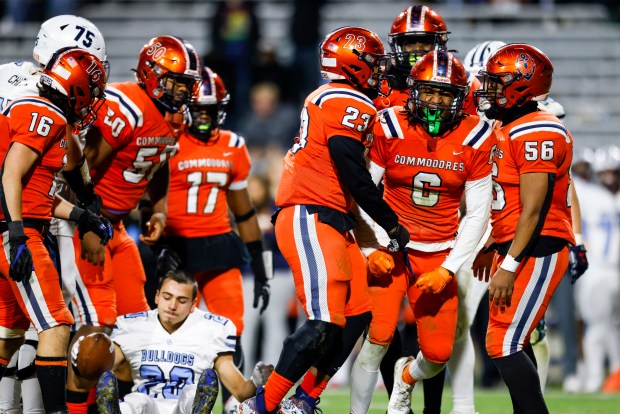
[500,254,520,272]
[574,233,583,246]
[69,206,85,222]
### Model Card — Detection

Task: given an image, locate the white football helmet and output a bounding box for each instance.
[33,15,108,73]
[463,40,506,77]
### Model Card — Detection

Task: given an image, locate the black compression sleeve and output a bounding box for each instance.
[328,135,398,232]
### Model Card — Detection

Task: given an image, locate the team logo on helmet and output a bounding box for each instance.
[516,53,536,81]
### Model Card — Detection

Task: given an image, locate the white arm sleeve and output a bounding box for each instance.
[442,174,493,274]
[358,161,389,255]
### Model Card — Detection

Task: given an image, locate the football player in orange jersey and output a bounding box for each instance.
[239,26,410,414]
[345,50,495,414]
[376,5,478,119]
[0,47,111,414]
[351,50,495,414]
[159,65,270,408]
[373,7,460,412]
[471,44,575,413]
[65,36,202,413]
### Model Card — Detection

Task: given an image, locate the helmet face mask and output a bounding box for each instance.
[406,50,468,136]
[188,66,229,142]
[388,6,449,77]
[473,44,553,119]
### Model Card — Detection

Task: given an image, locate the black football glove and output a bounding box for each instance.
[247,240,270,314]
[78,193,102,216]
[569,244,588,284]
[71,207,113,245]
[8,222,33,283]
[387,224,410,252]
[156,247,182,277]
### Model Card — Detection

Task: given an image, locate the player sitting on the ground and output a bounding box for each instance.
[72,270,273,414]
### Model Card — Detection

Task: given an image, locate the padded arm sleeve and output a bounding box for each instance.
[328,135,398,232]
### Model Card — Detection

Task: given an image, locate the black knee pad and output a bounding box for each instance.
[315,311,371,377]
[275,320,343,381]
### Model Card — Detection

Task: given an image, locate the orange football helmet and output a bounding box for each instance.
[474,43,553,119]
[389,6,449,74]
[135,36,201,113]
[39,47,106,131]
[188,66,230,141]
[319,26,387,98]
[406,50,469,136]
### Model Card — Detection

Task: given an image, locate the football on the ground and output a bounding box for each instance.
[75,332,115,380]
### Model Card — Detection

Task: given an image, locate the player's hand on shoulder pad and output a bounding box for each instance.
[251,361,274,388]
[70,335,85,370]
[569,244,588,284]
[367,248,395,278]
[415,267,452,294]
[387,224,409,252]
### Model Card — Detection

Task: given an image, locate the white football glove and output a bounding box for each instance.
[251,361,274,388]
[70,335,85,370]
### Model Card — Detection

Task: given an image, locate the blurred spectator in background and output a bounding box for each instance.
[237,82,299,153]
[290,0,325,102]
[2,0,76,33]
[208,0,260,127]
[252,40,295,103]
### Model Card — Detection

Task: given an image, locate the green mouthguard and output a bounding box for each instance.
[422,108,442,136]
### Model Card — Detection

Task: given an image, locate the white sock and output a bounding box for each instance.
[448,333,476,414]
[0,352,19,414]
[350,340,388,414]
[408,351,444,381]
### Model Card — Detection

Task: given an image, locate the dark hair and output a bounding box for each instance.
[37,83,73,122]
[158,270,198,300]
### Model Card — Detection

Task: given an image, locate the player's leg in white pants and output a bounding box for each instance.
[261,269,296,367]
[350,338,389,414]
[120,392,176,414]
[577,266,620,392]
[530,322,550,391]
[448,268,488,414]
[241,275,260,377]
[0,352,19,414]
[447,231,490,414]
[18,329,43,414]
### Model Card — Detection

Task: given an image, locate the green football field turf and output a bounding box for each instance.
[215,386,620,413]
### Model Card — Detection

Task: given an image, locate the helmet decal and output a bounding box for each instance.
[516,53,536,81]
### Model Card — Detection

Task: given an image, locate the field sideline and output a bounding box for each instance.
[215,386,620,413]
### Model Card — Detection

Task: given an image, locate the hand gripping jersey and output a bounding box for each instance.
[368,106,495,248]
[112,309,236,399]
[0,61,40,112]
[490,111,574,245]
[166,130,251,238]
[275,83,377,213]
[0,97,68,220]
[90,82,182,216]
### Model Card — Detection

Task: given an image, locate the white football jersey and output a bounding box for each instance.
[0,61,40,111]
[112,309,237,400]
[574,177,620,267]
